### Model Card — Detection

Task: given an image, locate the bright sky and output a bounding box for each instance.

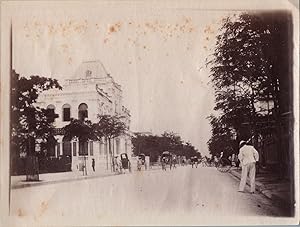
[9,2,239,156]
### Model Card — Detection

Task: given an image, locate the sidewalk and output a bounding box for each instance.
[229,167,294,215]
[11,163,162,190]
[11,168,116,189]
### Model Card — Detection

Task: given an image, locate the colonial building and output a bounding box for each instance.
[36,61,132,173]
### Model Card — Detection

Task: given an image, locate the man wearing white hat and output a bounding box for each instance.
[238,140,259,193]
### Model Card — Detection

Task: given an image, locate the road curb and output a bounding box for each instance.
[11,172,116,190]
[11,167,161,190]
[228,169,292,209]
[229,169,268,194]
[229,169,263,193]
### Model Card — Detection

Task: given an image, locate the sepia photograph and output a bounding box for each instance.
[0,0,299,226]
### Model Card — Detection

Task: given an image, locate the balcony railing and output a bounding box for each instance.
[53,128,65,135]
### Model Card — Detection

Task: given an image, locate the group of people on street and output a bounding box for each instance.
[190,156,199,168]
[91,139,259,195]
[161,155,177,171]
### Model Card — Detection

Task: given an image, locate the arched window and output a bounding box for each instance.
[47,104,55,111]
[62,104,71,121]
[78,103,88,121]
[46,104,56,122]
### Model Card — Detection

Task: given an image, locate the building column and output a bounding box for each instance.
[59,142,63,156]
[87,141,90,157]
[55,136,63,157]
[71,139,80,171]
[55,145,58,158]
[104,138,109,170]
[98,141,101,156]
[116,138,120,155]
[76,140,79,156]
[112,138,115,156]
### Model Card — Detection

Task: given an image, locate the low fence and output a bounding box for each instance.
[11,156,72,176]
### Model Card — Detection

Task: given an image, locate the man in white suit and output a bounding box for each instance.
[238,140,259,194]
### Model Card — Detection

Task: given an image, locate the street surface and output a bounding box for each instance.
[10,166,285,225]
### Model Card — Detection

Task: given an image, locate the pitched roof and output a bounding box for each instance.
[74,60,109,79]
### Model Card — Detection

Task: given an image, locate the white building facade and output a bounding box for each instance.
[36,61,132,173]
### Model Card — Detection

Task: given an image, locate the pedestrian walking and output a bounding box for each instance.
[137,158,142,171]
[161,157,167,171]
[92,158,95,172]
[172,155,177,169]
[238,140,259,194]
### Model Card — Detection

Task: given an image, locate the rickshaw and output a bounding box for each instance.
[191,156,199,168]
[171,154,177,169]
[137,153,147,171]
[119,153,131,173]
[161,151,171,171]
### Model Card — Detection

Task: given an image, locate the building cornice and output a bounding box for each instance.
[96,84,112,103]
[41,90,97,98]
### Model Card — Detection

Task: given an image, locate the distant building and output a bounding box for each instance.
[134,131,153,136]
[36,61,132,173]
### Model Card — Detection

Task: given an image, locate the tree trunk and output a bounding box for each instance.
[26,156,39,181]
[275,118,285,179]
[106,138,109,170]
[109,138,115,172]
[272,79,285,179]
[26,137,39,181]
[79,140,87,175]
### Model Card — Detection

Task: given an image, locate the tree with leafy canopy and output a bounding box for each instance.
[131,134,161,162]
[131,131,199,161]
[207,13,275,136]
[207,115,236,158]
[183,142,199,159]
[63,118,96,175]
[11,70,62,179]
[63,118,96,151]
[93,114,127,172]
[160,132,183,154]
[207,12,293,176]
